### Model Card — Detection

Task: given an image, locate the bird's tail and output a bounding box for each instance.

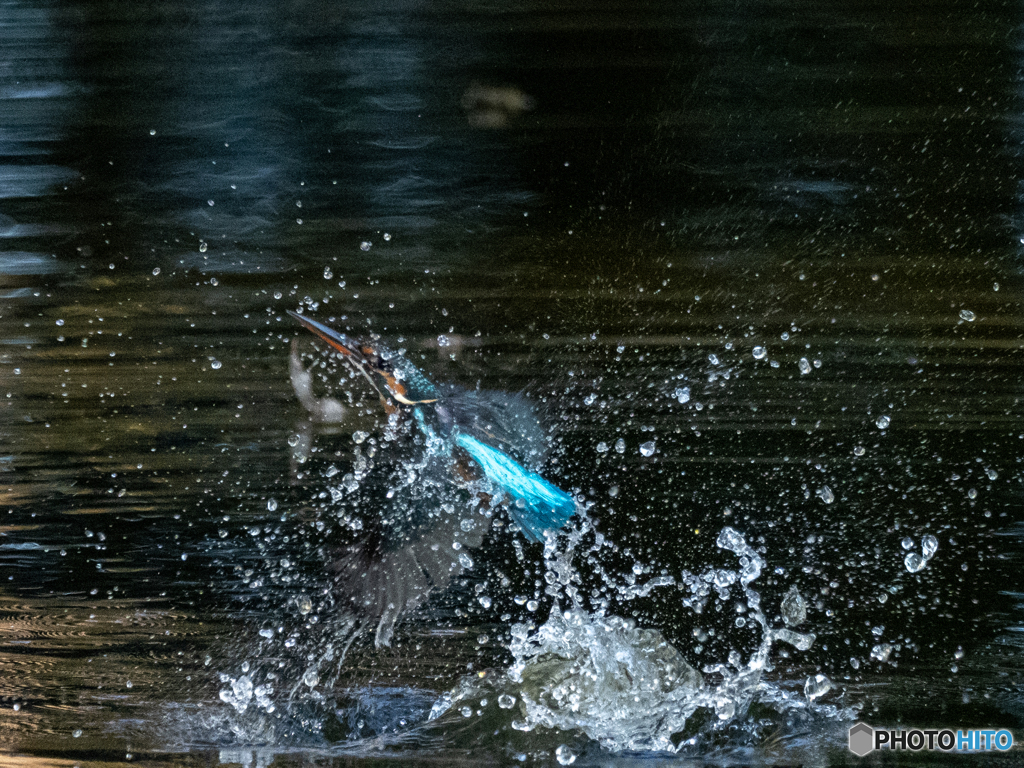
[454,433,575,542]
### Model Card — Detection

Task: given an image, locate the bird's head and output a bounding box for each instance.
[288,311,439,409]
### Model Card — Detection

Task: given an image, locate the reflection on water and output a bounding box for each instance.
[1,0,1023,764]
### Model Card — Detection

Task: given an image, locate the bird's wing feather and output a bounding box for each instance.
[441,387,549,464]
[453,432,575,542]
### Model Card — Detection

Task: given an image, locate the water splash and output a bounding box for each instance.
[505,607,704,752]
[430,524,853,753]
[215,343,863,755]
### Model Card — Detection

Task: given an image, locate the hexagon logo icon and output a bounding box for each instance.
[849,722,875,756]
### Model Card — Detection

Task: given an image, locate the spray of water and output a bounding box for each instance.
[212,344,857,754]
[429,521,854,753]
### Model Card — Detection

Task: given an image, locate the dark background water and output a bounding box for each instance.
[1,0,1023,765]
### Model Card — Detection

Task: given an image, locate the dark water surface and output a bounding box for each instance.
[2,0,1023,765]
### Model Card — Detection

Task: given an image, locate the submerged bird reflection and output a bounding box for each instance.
[288,311,576,647]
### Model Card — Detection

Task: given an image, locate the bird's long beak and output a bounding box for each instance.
[287,310,362,358]
[287,310,391,402]
[287,310,435,409]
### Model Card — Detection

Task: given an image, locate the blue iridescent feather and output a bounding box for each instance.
[454,433,575,542]
[290,311,575,542]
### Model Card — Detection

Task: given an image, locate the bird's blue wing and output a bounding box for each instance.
[454,433,575,542]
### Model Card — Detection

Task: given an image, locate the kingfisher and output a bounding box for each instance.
[287,311,577,544]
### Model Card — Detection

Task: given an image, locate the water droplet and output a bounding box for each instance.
[803,673,832,701]
[904,552,926,573]
[595,441,609,454]
[798,357,812,375]
[73,730,83,738]
[323,268,333,280]
[55,319,64,326]
[259,628,274,639]
[498,693,516,709]
[125,680,133,689]
[210,277,219,287]
[901,537,914,550]
[267,498,278,512]
[614,438,626,454]
[210,360,222,370]
[555,745,577,765]
[152,267,161,276]
[817,485,834,504]
[985,468,998,480]
[458,552,474,570]
[781,585,807,627]
[752,346,766,360]
[460,706,472,718]
[959,309,976,322]
[302,668,319,688]
[220,674,253,712]
[875,415,891,429]
[853,445,866,456]
[360,241,373,251]
[870,643,893,662]
[352,430,369,445]
[639,440,656,457]
[674,386,691,403]
[921,534,938,559]
[526,600,539,612]
[967,488,977,500]
[199,242,208,253]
